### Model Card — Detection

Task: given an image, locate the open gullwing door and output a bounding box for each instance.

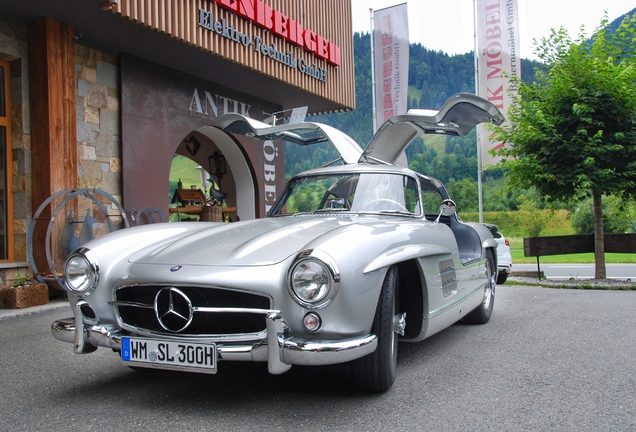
[217,114,363,165]
[360,93,505,165]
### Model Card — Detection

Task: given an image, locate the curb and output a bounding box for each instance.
[0,299,70,321]
[511,270,545,278]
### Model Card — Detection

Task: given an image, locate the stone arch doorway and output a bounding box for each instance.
[173,127,257,221]
[121,54,285,222]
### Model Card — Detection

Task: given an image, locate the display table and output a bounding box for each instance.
[169,205,237,221]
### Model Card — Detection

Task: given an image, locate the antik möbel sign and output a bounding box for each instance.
[198,2,337,83]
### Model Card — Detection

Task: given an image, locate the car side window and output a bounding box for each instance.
[277,177,332,214]
[403,176,420,214]
[419,177,444,215]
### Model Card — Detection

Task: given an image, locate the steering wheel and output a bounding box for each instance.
[360,198,409,212]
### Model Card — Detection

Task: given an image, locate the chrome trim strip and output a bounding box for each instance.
[109,303,278,316]
[438,267,456,276]
[441,279,458,290]
[117,322,269,343]
[108,300,154,309]
[429,284,484,318]
[192,306,273,314]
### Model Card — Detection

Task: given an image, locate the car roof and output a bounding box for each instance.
[218,93,504,166]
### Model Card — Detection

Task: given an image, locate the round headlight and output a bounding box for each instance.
[290,259,331,305]
[64,250,99,295]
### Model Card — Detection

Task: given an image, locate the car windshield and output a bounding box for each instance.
[270,173,421,216]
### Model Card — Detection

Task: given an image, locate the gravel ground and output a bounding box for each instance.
[508,276,636,290]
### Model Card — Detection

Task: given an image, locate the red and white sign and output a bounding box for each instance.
[372,3,409,131]
[476,0,520,166]
[213,0,341,66]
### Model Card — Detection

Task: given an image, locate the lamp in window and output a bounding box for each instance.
[207,151,228,204]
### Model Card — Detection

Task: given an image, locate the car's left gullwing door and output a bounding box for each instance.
[360,92,505,165]
[217,114,363,165]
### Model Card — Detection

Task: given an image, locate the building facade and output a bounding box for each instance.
[0,0,354,284]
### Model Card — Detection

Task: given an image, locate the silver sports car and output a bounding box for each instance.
[52,93,504,392]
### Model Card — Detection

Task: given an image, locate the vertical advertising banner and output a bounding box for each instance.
[373,3,409,131]
[476,0,520,166]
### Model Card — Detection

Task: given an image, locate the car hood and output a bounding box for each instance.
[128,217,356,266]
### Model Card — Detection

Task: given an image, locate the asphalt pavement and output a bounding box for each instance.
[1,286,635,431]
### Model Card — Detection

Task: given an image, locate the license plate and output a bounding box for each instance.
[121,337,217,374]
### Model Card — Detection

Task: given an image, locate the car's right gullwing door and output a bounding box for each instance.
[360,92,505,165]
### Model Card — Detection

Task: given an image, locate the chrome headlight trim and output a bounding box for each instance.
[287,249,340,310]
[63,247,100,296]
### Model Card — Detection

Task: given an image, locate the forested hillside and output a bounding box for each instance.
[283,10,636,233]
[285,32,543,181]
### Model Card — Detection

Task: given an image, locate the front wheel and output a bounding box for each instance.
[464,249,496,324]
[351,265,403,392]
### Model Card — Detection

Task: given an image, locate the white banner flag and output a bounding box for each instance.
[476,0,520,166]
[373,3,409,131]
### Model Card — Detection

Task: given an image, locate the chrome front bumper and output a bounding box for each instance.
[51,301,377,375]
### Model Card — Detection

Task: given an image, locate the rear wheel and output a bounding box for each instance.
[496,271,508,285]
[464,249,496,324]
[351,265,403,392]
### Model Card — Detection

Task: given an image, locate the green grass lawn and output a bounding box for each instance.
[508,237,636,264]
[169,155,207,189]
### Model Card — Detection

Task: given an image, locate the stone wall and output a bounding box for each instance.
[0,18,123,284]
[75,45,123,237]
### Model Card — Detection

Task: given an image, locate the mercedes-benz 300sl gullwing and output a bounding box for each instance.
[52,93,504,392]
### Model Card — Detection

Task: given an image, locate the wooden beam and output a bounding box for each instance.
[28,17,78,276]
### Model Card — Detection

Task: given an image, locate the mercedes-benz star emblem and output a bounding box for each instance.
[154,287,193,332]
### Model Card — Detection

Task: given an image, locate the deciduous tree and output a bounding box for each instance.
[492,16,636,278]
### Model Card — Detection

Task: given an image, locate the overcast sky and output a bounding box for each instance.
[351,0,636,60]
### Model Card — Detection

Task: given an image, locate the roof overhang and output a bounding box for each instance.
[0,0,349,114]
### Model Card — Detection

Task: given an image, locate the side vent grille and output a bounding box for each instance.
[439,259,458,298]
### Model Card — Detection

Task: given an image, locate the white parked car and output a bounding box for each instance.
[484,223,512,284]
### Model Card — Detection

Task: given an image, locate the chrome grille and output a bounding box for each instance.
[113,285,271,336]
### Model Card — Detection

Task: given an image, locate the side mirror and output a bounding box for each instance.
[439,199,456,216]
[435,199,456,223]
[329,198,346,209]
